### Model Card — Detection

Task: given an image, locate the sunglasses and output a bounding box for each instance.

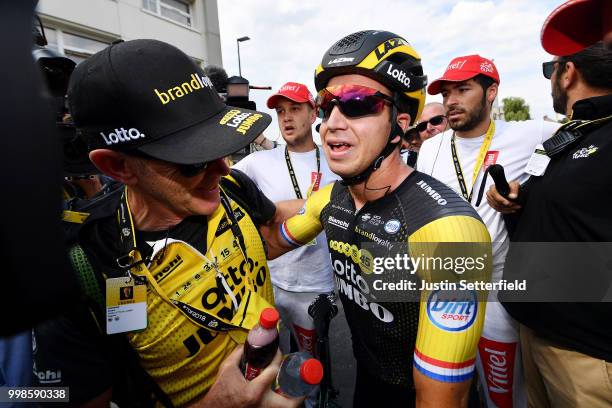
[315,84,394,120]
[415,115,447,133]
[542,60,563,79]
[128,150,211,178]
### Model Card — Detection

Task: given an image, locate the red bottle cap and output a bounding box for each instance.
[259,307,280,329]
[300,358,324,385]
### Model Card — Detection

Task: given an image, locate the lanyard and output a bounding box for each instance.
[115,188,249,332]
[450,120,495,202]
[285,145,321,199]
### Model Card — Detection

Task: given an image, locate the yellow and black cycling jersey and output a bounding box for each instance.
[281,170,492,386]
[35,170,276,407]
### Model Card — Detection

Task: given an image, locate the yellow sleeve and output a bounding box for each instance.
[280,183,333,247]
[409,215,492,383]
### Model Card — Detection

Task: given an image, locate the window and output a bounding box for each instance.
[143,0,192,27]
[44,27,110,64]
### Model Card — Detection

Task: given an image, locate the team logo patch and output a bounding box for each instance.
[572,145,598,159]
[384,219,400,234]
[426,290,477,332]
[361,213,372,222]
[297,206,306,215]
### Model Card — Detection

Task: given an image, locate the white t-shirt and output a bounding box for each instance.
[233,146,340,292]
[417,120,560,282]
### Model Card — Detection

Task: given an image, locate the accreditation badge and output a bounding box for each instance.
[525,144,550,176]
[105,276,147,334]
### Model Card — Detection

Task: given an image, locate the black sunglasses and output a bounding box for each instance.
[542,60,563,79]
[127,150,211,178]
[415,114,446,133]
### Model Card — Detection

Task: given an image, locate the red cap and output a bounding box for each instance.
[300,358,324,385]
[541,0,608,56]
[266,82,315,109]
[427,55,500,95]
[259,307,280,329]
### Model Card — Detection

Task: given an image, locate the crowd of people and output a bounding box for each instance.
[2,0,612,407]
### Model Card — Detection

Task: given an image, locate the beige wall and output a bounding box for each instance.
[38,0,222,66]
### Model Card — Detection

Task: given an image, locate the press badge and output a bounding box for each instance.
[105,277,147,334]
[525,144,550,176]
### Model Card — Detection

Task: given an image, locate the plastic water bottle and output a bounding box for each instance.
[275,352,324,397]
[242,307,280,380]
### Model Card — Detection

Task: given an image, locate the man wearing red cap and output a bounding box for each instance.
[541,0,612,56]
[418,54,559,408]
[234,82,338,357]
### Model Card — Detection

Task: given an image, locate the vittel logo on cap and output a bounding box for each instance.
[100,127,146,145]
[446,59,468,72]
[281,84,301,92]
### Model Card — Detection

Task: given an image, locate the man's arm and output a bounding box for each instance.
[409,215,492,407]
[260,199,305,259]
[259,183,333,260]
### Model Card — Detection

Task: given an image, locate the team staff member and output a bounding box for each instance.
[418,54,559,408]
[262,30,492,407]
[33,39,301,408]
[488,42,612,408]
[234,82,338,355]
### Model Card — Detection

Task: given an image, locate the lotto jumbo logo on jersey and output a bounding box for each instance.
[426,290,477,331]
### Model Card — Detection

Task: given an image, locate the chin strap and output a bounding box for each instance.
[340,104,403,186]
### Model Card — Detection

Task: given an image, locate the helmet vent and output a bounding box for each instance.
[329,30,374,55]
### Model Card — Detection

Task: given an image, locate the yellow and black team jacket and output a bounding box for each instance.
[34,170,276,407]
[281,171,492,387]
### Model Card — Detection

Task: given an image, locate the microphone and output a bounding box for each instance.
[488,164,510,198]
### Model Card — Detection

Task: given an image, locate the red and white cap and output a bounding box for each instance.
[427,54,500,95]
[266,82,315,109]
[541,0,610,56]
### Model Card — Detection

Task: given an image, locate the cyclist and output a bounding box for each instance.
[263,30,492,407]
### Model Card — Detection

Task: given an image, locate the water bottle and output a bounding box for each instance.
[242,307,280,380]
[275,352,324,397]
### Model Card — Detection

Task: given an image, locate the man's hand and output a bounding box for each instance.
[486,181,521,214]
[193,347,304,408]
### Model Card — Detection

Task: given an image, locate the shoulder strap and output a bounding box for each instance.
[68,244,175,408]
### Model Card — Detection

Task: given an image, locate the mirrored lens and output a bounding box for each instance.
[316,85,391,119]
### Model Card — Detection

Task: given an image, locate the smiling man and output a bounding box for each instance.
[262,31,492,407]
[33,39,301,408]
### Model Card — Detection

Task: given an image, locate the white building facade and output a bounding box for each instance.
[37,0,222,66]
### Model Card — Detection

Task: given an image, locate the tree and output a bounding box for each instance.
[502,97,531,121]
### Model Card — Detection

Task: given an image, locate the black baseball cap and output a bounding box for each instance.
[68,39,271,165]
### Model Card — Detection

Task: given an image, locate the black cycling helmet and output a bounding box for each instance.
[314,30,427,185]
[315,30,427,124]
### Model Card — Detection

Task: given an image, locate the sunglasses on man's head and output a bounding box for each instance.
[127,150,211,178]
[315,84,395,120]
[542,60,563,79]
[415,115,446,133]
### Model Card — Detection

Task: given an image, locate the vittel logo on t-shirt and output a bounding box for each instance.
[100,127,145,146]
